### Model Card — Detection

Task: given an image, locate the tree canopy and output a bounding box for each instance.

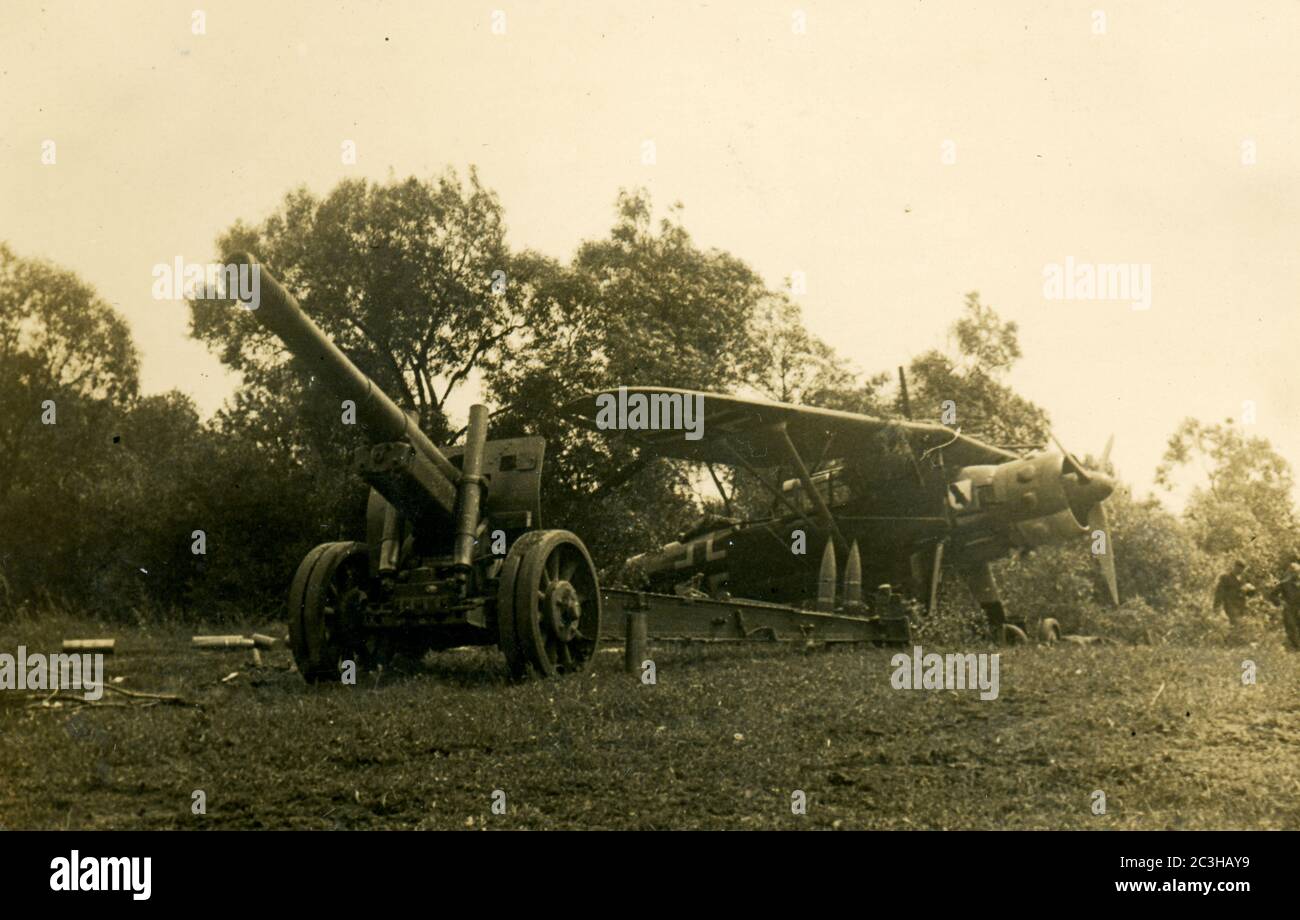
[192,169,533,444]
[1157,418,1298,574]
[904,292,1051,449]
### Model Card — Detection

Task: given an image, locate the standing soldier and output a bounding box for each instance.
[1212,560,1253,630]
[1267,562,1300,652]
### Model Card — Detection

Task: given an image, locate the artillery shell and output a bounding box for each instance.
[192,636,256,649]
[61,639,115,654]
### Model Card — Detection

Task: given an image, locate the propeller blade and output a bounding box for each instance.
[1101,434,1115,467]
[1087,501,1120,607]
[1050,432,1091,484]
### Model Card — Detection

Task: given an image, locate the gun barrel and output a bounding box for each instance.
[225,252,461,485]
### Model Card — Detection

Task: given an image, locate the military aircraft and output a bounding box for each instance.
[564,385,1118,638]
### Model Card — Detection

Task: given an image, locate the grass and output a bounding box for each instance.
[2,613,1298,829]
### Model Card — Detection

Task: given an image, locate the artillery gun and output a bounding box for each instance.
[226,253,600,681]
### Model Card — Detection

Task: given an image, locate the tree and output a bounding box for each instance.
[997,483,1206,635]
[905,292,1051,448]
[0,246,299,620]
[486,190,773,569]
[0,244,141,608]
[567,191,767,390]
[742,293,853,405]
[1156,418,1298,576]
[0,242,139,502]
[192,169,533,443]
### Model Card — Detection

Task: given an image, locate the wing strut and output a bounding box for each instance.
[720,437,818,536]
[810,430,837,474]
[705,462,732,516]
[770,421,847,551]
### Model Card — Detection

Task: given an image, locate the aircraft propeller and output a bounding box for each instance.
[1054,431,1119,606]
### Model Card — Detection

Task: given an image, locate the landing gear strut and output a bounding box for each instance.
[960,562,1026,644]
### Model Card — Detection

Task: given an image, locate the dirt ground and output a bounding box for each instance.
[2,615,1298,829]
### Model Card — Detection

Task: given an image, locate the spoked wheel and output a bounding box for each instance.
[288,541,374,683]
[497,530,601,678]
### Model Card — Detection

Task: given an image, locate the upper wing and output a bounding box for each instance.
[562,387,1018,472]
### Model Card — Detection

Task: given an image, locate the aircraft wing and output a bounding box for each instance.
[562,387,1019,472]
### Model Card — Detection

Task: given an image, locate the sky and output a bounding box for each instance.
[3,0,1298,507]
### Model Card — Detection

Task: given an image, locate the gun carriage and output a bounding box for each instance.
[228,253,604,681]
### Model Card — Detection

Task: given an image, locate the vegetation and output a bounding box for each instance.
[1,171,1295,646]
[3,616,1296,829]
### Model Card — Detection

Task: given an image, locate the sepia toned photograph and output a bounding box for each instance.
[0,1,1293,890]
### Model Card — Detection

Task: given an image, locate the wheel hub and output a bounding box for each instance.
[544,581,582,642]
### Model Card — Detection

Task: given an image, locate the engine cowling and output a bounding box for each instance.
[951,452,1113,549]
